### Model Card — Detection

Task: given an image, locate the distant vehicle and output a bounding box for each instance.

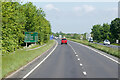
[61,38,67,44]
[54,36,58,39]
[88,37,93,42]
[59,35,62,39]
[103,39,110,45]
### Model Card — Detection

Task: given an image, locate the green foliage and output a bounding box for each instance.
[110,18,120,42]
[83,33,87,40]
[2,2,51,54]
[2,40,55,78]
[53,32,82,40]
[101,23,111,41]
[91,24,102,42]
[69,39,119,58]
[71,33,80,40]
[53,31,66,38]
[91,18,120,43]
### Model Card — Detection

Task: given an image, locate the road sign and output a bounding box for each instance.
[50,35,53,40]
[24,32,38,43]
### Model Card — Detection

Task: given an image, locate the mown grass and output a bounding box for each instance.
[2,40,55,78]
[111,43,120,46]
[68,38,119,58]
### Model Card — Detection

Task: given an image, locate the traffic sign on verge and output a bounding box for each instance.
[50,35,53,40]
[24,32,38,43]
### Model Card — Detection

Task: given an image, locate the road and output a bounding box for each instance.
[26,39,119,78]
[7,39,119,79]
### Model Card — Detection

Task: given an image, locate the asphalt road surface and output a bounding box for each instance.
[25,39,119,78]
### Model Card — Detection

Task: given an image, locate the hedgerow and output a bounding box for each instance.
[2,2,51,54]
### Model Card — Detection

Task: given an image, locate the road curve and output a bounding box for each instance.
[6,39,119,79]
[27,39,85,78]
[26,39,119,78]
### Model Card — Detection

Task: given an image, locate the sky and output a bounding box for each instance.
[21,0,118,34]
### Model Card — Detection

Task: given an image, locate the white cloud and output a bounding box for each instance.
[73,5,95,13]
[107,7,118,12]
[74,6,82,12]
[44,4,60,11]
[73,5,95,16]
[83,5,95,12]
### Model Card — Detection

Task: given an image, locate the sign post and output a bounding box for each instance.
[24,32,38,47]
[26,42,27,47]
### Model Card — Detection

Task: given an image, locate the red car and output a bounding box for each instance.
[61,38,67,44]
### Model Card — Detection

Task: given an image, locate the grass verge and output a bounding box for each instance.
[27,44,46,50]
[68,38,119,58]
[2,40,55,78]
[111,43,120,46]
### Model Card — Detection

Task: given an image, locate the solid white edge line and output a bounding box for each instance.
[6,40,56,78]
[22,41,58,79]
[70,41,120,64]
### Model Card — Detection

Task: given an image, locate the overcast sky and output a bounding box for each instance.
[21,1,118,34]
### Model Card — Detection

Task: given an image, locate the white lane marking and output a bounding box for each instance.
[80,63,83,66]
[68,43,77,55]
[68,43,87,76]
[70,41,120,64]
[22,41,58,79]
[76,55,78,57]
[83,71,87,75]
[6,41,56,78]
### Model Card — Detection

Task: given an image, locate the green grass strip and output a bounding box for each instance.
[2,40,55,78]
[68,38,119,58]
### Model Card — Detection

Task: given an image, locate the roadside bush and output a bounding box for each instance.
[2,2,51,54]
[69,39,119,58]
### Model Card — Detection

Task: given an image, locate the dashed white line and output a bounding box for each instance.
[76,55,78,57]
[68,43,77,55]
[80,63,83,66]
[68,43,87,76]
[78,58,80,61]
[83,71,87,76]
[70,41,120,64]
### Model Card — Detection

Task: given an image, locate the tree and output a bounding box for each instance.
[2,2,26,53]
[110,18,120,42]
[91,24,102,42]
[2,2,51,54]
[100,23,111,41]
[82,33,86,40]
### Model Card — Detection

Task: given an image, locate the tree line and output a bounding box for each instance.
[2,2,51,54]
[53,18,120,44]
[91,18,120,43]
[52,31,87,40]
